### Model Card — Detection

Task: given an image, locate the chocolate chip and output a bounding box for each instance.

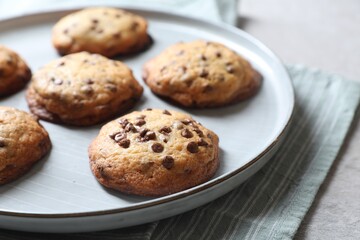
[97,29,104,34]
[118,118,129,128]
[160,66,167,72]
[115,13,121,18]
[63,29,69,34]
[113,33,121,39]
[135,119,146,126]
[136,115,146,119]
[58,62,65,67]
[105,84,117,92]
[139,128,149,137]
[181,129,193,138]
[144,131,156,141]
[52,78,63,85]
[172,121,184,130]
[226,65,234,73]
[163,110,172,115]
[162,156,174,170]
[125,123,137,133]
[0,140,5,147]
[181,119,192,125]
[199,54,207,61]
[90,26,96,31]
[159,134,169,143]
[218,74,225,82]
[215,51,222,58]
[114,132,127,142]
[146,108,152,111]
[118,139,130,148]
[193,128,204,137]
[92,19,99,24]
[187,142,199,153]
[131,22,139,31]
[151,143,164,153]
[85,78,94,84]
[176,50,184,56]
[80,85,93,95]
[159,126,172,135]
[83,59,89,63]
[199,69,209,78]
[179,66,187,73]
[198,138,208,146]
[203,85,213,93]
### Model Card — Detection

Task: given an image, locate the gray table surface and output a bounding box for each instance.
[239,0,360,239]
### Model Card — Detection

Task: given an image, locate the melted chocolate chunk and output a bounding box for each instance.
[114,132,127,142]
[52,78,63,85]
[181,129,193,138]
[118,118,129,128]
[162,156,174,170]
[85,78,94,84]
[113,33,121,39]
[197,138,208,146]
[144,131,156,141]
[163,110,172,115]
[159,126,172,135]
[187,142,199,153]
[135,119,146,126]
[0,140,5,147]
[118,139,130,148]
[125,123,137,133]
[139,128,149,137]
[193,128,204,137]
[226,65,234,73]
[181,119,192,125]
[136,115,146,119]
[151,143,164,153]
[80,85,93,95]
[215,51,222,58]
[199,69,209,78]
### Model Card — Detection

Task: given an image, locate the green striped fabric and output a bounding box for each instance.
[2,65,359,239]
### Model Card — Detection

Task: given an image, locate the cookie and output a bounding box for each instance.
[26,52,143,126]
[0,107,51,184]
[88,108,219,196]
[0,45,31,97]
[52,7,151,57]
[142,40,262,107]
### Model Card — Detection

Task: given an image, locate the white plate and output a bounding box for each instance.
[0,8,294,233]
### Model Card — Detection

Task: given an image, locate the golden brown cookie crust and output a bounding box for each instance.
[0,45,31,97]
[26,52,143,126]
[88,109,219,196]
[0,107,51,184]
[52,7,151,57]
[143,40,262,107]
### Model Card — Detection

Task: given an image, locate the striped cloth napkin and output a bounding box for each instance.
[1,1,360,239]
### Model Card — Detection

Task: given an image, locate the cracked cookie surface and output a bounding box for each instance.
[0,107,51,184]
[143,40,262,107]
[88,108,219,196]
[26,52,143,126]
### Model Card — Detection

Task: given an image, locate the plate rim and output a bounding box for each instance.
[0,6,295,218]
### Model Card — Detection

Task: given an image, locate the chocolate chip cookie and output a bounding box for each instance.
[52,7,151,57]
[143,40,262,107]
[0,45,31,97]
[26,52,143,126]
[88,108,219,196]
[0,107,51,184]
